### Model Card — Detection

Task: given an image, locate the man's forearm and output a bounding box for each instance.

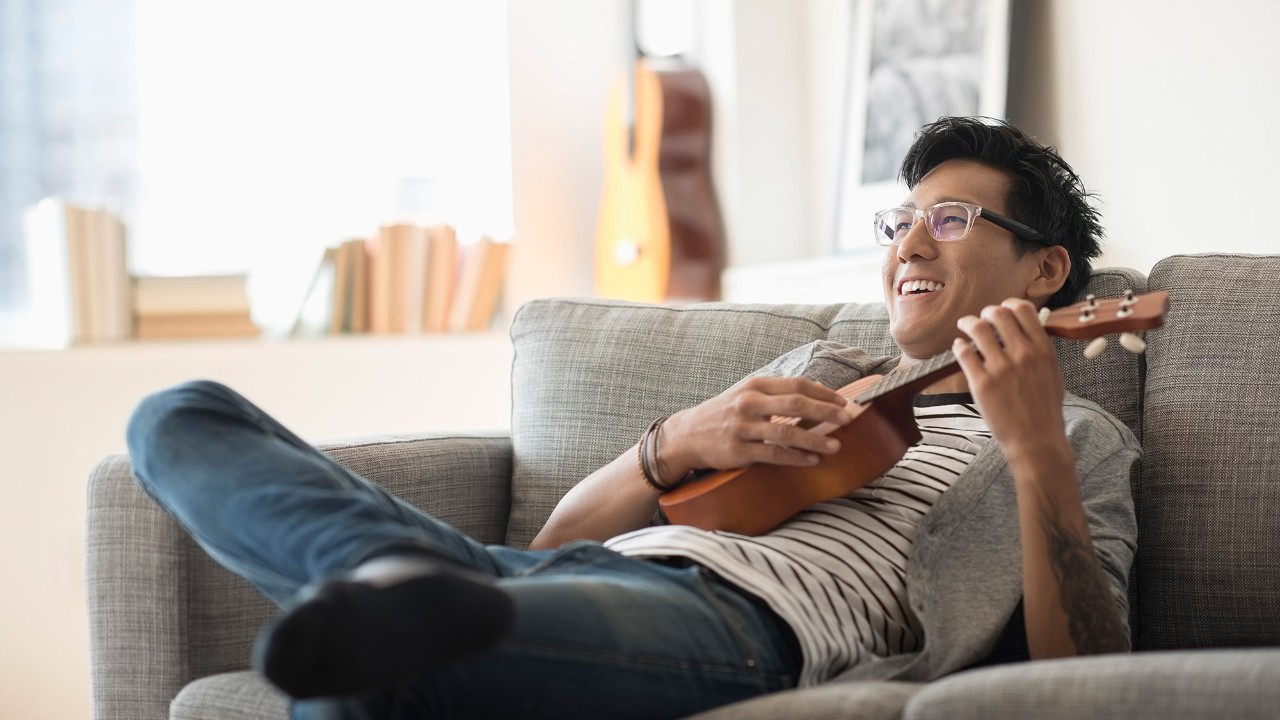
[1011,442,1128,658]
[529,444,659,550]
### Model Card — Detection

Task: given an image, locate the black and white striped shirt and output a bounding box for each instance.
[604,393,990,686]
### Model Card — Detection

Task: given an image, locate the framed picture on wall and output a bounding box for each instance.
[832,0,1013,254]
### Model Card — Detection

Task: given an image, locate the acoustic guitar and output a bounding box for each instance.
[594,17,725,301]
[659,291,1170,535]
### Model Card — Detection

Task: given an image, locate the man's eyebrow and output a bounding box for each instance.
[905,195,976,209]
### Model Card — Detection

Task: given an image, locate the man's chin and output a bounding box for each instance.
[890,331,956,363]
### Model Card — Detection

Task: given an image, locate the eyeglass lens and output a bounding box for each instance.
[875,203,974,244]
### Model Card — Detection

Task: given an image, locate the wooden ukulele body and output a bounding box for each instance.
[659,375,919,535]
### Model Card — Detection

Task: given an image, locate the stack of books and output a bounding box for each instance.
[21,198,131,345]
[132,274,259,340]
[292,224,511,337]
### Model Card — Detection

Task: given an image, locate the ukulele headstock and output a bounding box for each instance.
[1042,290,1169,358]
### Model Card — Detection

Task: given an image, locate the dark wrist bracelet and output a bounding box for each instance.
[638,416,679,492]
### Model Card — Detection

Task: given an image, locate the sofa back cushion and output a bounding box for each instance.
[1137,254,1280,650]
[506,267,1147,549]
[507,299,895,547]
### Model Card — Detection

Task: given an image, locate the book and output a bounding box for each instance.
[327,238,370,334]
[289,247,337,338]
[80,207,132,343]
[329,241,352,335]
[422,224,458,332]
[136,312,261,340]
[76,205,103,341]
[346,239,370,333]
[370,223,417,334]
[447,237,511,332]
[402,225,429,333]
[96,209,132,342]
[133,275,252,315]
[134,273,257,341]
[14,198,132,347]
[17,198,78,347]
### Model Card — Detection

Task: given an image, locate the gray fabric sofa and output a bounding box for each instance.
[87,253,1280,720]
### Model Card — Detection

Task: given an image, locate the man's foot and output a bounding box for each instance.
[252,559,516,699]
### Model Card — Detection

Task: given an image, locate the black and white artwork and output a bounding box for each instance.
[834,0,1010,253]
[860,0,987,183]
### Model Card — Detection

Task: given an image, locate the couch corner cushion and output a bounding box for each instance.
[1140,253,1280,650]
[171,671,288,720]
[903,649,1280,720]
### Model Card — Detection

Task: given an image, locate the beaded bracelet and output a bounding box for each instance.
[638,416,679,492]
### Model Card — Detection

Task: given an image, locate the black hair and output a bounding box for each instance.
[898,116,1103,309]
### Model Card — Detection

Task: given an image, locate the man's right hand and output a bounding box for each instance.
[658,377,854,481]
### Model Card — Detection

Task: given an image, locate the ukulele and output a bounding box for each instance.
[658,290,1170,535]
[594,3,725,302]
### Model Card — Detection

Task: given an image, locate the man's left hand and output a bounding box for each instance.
[953,298,1067,466]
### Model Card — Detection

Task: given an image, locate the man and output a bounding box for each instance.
[127,117,1137,720]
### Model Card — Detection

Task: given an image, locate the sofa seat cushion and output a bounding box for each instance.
[171,671,287,720]
[903,649,1280,720]
[686,680,924,720]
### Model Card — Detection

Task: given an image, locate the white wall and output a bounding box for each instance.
[503,0,620,308]
[1017,0,1280,273]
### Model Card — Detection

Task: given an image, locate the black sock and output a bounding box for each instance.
[252,560,516,699]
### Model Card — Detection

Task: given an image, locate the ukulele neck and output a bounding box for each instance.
[856,349,962,406]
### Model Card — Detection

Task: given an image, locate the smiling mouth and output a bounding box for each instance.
[898,279,945,297]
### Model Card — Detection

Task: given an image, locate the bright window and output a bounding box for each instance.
[1,0,512,337]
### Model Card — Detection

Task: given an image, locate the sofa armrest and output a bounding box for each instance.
[86,432,513,720]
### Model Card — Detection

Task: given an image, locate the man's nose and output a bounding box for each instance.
[895,218,938,262]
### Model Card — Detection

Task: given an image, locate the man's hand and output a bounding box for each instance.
[658,377,854,481]
[953,298,1067,466]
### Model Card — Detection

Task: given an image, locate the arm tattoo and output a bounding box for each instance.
[1039,494,1127,654]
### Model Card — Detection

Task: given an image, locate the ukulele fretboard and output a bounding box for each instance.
[856,348,959,405]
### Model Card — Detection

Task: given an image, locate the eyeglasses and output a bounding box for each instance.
[873,201,1048,246]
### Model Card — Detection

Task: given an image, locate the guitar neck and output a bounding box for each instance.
[855,349,961,406]
[853,290,1171,406]
[622,0,642,150]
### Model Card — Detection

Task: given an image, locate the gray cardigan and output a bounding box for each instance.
[750,340,1140,683]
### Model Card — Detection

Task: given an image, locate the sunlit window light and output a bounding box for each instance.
[132,0,513,333]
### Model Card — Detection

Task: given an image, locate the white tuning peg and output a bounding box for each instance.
[1083,337,1108,359]
[1119,332,1147,354]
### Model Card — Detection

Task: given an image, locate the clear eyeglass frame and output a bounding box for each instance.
[873,201,1048,247]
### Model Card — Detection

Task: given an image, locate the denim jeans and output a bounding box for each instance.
[126,380,801,720]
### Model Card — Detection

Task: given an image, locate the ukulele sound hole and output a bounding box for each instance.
[613,240,641,266]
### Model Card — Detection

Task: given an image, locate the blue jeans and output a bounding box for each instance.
[127,380,801,720]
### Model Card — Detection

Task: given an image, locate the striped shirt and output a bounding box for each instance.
[604,393,991,686]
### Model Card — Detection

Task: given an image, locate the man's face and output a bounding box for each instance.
[881,159,1049,361]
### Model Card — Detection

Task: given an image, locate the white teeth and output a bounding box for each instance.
[899,280,944,295]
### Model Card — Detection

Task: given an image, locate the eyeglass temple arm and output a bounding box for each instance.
[980,209,1048,245]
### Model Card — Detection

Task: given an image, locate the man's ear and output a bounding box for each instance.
[1026,245,1071,303]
